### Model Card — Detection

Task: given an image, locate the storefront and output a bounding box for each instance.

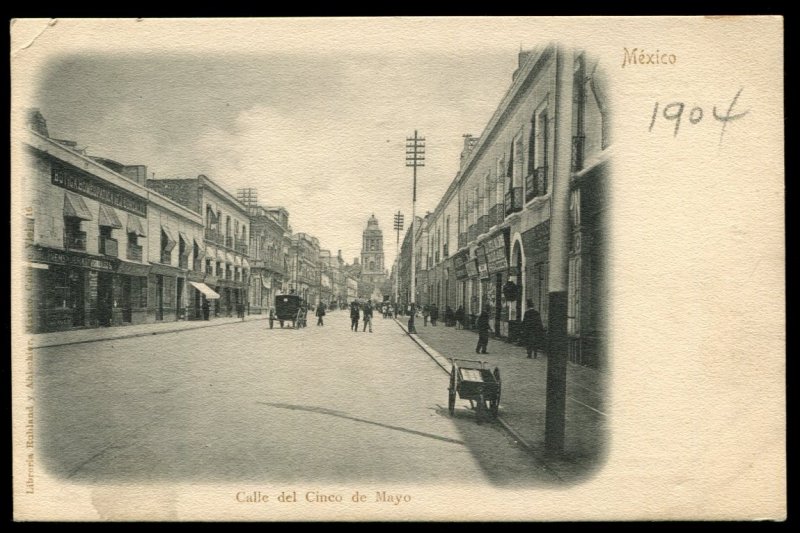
[27,245,118,332]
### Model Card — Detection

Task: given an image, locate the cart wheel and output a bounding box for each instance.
[448,368,456,416]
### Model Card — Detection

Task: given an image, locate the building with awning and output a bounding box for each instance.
[189,281,220,300]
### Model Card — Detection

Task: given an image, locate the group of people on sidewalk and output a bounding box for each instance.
[475,299,544,357]
[349,300,375,333]
[421,303,470,329]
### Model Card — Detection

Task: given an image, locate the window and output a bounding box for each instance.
[568,257,581,335]
[64,217,85,251]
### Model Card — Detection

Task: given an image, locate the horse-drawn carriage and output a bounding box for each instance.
[274,294,306,328]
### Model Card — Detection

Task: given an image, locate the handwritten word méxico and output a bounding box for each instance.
[648,88,749,145]
[622,48,677,68]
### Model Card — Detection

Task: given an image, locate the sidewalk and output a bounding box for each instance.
[29,314,269,349]
[394,317,608,483]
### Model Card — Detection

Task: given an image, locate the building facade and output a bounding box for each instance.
[146,175,251,319]
[397,45,610,368]
[245,203,290,314]
[22,113,209,332]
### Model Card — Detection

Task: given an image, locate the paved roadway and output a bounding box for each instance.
[35,311,559,487]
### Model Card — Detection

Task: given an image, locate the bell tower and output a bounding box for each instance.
[360,214,385,286]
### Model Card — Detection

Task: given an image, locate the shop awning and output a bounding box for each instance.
[261,275,272,289]
[127,214,147,237]
[161,226,177,252]
[63,192,93,220]
[98,204,123,229]
[189,281,220,300]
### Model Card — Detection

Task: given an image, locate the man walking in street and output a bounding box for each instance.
[316,301,326,326]
[430,303,439,326]
[422,304,430,327]
[455,305,464,330]
[522,299,545,359]
[362,302,373,333]
[476,309,491,354]
[350,300,360,331]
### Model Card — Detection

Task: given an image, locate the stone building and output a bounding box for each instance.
[146,175,251,319]
[22,113,208,331]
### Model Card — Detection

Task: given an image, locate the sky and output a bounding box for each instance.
[36,49,520,267]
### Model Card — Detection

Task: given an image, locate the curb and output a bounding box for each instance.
[392,317,564,482]
[31,316,269,350]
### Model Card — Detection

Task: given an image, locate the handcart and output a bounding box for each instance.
[447,358,501,421]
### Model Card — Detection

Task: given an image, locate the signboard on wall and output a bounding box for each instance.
[485,232,508,273]
[476,246,490,279]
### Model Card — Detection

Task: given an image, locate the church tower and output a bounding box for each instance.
[360,214,385,286]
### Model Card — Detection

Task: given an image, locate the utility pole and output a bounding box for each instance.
[406,131,425,310]
[393,210,404,306]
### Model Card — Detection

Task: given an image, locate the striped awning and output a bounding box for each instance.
[98,204,123,228]
[63,192,92,220]
[127,214,146,236]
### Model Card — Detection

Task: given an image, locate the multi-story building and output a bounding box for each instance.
[290,233,320,305]
[398,45,610,368]
[146,175,251,318]
[244,200,290,315]
[22,111,209,331]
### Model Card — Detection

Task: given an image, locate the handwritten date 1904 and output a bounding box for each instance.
[649,88,749,145]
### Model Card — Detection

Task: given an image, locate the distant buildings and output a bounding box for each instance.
[20,110,350,332]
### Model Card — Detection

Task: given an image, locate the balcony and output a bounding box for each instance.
[179,255,189,270]
[193,259,203,272]
[204,227,223,245]
[488,204,501,228]
[477,215,488,237]
[458,233,467,250]
[525,166,548,202]
[468,224,477,243]
[225,236,234,248]
[64,231,87,252]
[504,187,523,216]
[572,135,585,172]
[127,243,143,262]
[235,242,248,255]
[99,236,118,257]
[160,250,172,264]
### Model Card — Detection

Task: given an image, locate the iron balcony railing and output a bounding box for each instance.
[160,250,172,265]
[204,227,223,245]
[64,231,87,252]
[504,187,523,216]
[127,243,143,262]
[477,215,488,237]
[99,236,118,257]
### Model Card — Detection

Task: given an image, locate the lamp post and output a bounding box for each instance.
[406,130,425,313]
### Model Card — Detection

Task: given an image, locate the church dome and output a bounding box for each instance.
[367,214,379,228]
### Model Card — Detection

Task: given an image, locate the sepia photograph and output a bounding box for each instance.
[11,17,784,521]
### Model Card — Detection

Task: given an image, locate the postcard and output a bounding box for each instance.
[11,16,785,521]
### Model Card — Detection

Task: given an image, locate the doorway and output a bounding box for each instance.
[156,275,164,321]
[97,271,114,327]
[70,268,85,327]
[121,276,132,323]
[176,277,184,320]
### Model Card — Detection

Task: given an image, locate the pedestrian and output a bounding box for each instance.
[316,301,326,326]
[522,300,545,359]
[362,302,373,333]
[455,305,464,330]
[422,304,430,326]
[430,303,439,326]
[350,300,360,331]
[201,298,210,321]
[269,307,275,329]
[476,309,491,354]
[407,304,417,334]
[445,305,454,327]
